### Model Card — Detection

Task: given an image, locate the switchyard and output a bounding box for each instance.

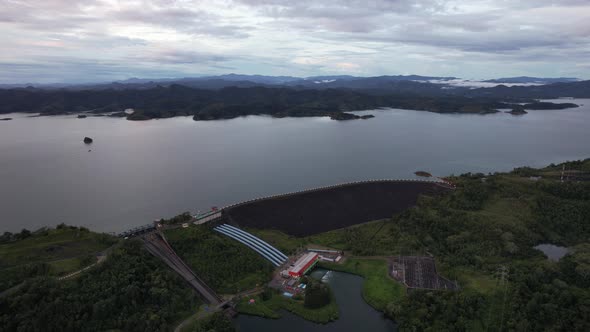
[391,256,458,291]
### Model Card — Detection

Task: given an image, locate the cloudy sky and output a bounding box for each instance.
[1,0,589,83]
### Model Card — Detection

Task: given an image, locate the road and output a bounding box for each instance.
[142,232,222,305]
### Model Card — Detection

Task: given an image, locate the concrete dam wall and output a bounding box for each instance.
[224,179,450,237]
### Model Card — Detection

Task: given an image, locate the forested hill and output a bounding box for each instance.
[0,85,580,121]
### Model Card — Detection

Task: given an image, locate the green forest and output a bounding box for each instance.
[0,85,577,120]
[0,240,200,331]
[164,226,274,294]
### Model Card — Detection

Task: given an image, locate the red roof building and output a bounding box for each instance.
[288,252,319,277]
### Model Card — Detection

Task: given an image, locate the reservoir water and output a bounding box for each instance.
[1,99,589,232]
[236,269,396,331]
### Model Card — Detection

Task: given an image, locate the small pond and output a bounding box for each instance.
[534,244,569,261]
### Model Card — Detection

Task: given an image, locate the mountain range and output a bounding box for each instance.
[0,74,581,91]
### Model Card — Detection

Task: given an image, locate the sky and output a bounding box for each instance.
[1,0,589,83]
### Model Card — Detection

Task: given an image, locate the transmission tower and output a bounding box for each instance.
[497,265,510,332]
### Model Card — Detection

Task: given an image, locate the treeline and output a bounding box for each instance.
[0,240,199,332]
[158,212,192,225]
[0,223,91,244]
[0,229,33,243]
[0,85,577,120]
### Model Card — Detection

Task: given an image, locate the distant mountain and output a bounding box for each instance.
[0,74,584,94]
[0,83,70,89]
[483,76,579,84]
[113,77,175,84]
[193,74,300,84]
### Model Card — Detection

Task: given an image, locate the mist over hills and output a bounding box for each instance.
[0,74,580,91]
[483,77,579,84]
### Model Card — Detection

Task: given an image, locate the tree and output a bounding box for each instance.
[16,228,31,240]
[304,280,331,309]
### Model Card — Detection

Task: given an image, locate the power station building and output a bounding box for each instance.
[288,252,319,277]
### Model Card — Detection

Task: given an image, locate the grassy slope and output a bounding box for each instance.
[0,227,112,266]
[245,228,306,255]
[0,227,116,290]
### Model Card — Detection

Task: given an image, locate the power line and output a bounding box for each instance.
[497,265,510,332]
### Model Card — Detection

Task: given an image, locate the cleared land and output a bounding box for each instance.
[0,227,116,291]
[226,181,449,236]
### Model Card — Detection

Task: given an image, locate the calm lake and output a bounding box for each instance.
[236,269,395,331]
[1,99,589,233]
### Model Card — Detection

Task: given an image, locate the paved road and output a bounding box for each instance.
[142,233,222,305]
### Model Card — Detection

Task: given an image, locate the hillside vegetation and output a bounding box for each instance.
[0,240,200,332]
[254,159,590,331]
[165,225,274,294]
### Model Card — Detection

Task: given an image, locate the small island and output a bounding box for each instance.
[0,117,12,121]
[329,112,375,121]
[522,101,578,110]
[83,137,93,144]
[507,105,528,115]
[415,171,432,177]
[77,114,87,119]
